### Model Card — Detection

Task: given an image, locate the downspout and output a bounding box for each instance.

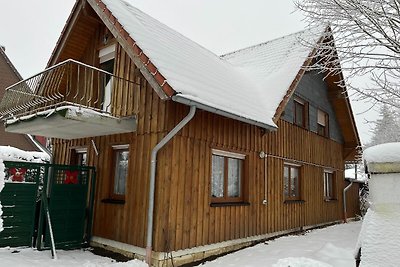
[146,105,196,265]
[343,180,354,223]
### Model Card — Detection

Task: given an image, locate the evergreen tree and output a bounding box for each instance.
[369,105,400,146]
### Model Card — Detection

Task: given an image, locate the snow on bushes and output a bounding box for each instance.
[0,146,49,163]
[0,159,5,232]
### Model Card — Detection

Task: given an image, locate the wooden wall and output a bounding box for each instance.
[52,24,359,253]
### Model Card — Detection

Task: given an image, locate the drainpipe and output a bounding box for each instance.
[146,105,196,265]
[343,180,354,223]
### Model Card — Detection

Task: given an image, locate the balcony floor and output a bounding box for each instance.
[5,106,136,140]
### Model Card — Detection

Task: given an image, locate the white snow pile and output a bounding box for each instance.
[344,168,367,182]
[0,146,49,163]
[0,247,147,267]
[363,142,400,164]
[202,222,361,267]
[356,145,400,266]
[273,257,331,267]
[356,208,400,267]
[0,159,5,232]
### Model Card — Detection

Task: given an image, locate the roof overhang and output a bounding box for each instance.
[5,106,136,140]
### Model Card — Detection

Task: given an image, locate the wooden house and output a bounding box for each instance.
[0,46,45,152]
[0,0,361,266]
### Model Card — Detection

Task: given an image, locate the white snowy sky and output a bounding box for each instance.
[0,0,376,144]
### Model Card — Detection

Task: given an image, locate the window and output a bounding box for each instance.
[99,44,116,112]
[294,97,308,128]
[211,149,245,203]
[112,145,129,198]
[284,164,301,200]
[317,109,329,137]
[70,148,87,166]
[324,170,336,200]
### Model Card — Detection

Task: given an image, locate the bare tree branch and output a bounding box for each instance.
[295,0,400,108]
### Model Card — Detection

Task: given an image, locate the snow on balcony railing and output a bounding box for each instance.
[0,59,140,120]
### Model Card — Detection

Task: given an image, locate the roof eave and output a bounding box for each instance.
[172,95,277,131]
[86,0,175,100]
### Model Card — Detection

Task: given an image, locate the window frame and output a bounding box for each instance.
[323,170,336,201]
[70,147,88,166]
[110,144,130,200]
[293,97,309,129]
[317,109,329,137]
[99,43,116,113]
[283,163,301,201]
[210,149,245,204]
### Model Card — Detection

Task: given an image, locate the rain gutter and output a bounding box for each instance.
[172,95,277,132]
[343,181,354,223]
[146,105,196,265]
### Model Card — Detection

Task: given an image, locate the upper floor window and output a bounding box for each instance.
[112,144,129,199]
[211,149,245,203]
[70,148,87,166]
[317,109,329,137]
[323,170,336,200]
[99,44,116,112]
[294,97,308,128]
[284,164,301,201]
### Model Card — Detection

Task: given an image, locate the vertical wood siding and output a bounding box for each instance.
[52,43,359,253]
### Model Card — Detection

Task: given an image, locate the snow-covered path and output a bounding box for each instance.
[202,221,361,267]
[0,221,361,267]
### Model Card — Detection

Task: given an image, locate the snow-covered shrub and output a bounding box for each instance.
[0,159,5,232]
[359,181,369,217]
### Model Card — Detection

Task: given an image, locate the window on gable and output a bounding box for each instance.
[317,109,329,137]
[99,44,116,112]
[294,97,308,128]
[284,164,301,201]
[323,170,336,200]
[211,149,245,203]
[112,145,129,198]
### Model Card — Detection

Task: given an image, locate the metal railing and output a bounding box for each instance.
[0,59,139,120]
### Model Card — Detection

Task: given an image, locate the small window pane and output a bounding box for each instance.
[228,158,241,197]
[284,166,289,197]
[324,172,334,199]
[290,167,299,197]
[295,102,304,126]
[114,149,129,195]
[77,152,87,166]
[318,110,326,126]
[211,155,224,198]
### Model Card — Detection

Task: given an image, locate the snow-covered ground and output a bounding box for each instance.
[0,221,361,267]
[0,248,146,267]
[202,221,361,267]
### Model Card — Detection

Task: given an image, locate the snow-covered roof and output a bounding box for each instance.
[364,143,400,164]
[364,143,400,174]
[222,28,323,116]
[344,168,367,183]
[101,0,325,129]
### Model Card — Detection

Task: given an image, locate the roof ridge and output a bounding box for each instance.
[0,47,23,80]
[221,28,316,59]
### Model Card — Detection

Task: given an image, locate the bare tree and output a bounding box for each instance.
[295,0,400,109]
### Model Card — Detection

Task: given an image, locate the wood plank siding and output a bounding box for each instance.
[52,38,355,251]
[51,17,359,255]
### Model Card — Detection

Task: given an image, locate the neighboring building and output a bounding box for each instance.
[0,1,361,266]
[0,46,45,152]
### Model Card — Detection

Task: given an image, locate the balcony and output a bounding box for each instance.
[0,59,139,139]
